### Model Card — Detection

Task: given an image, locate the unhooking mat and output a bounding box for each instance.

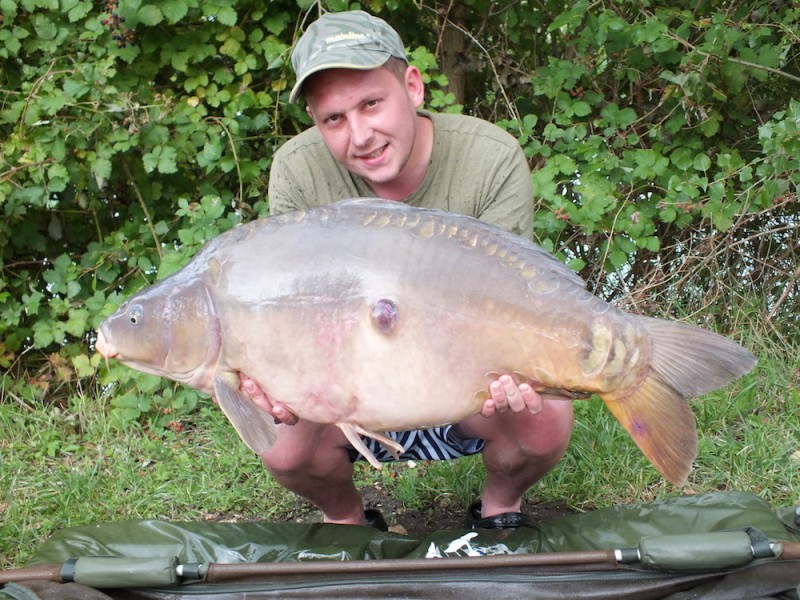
[3,491,799,599]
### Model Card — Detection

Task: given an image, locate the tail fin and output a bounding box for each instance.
[602,317,756,485]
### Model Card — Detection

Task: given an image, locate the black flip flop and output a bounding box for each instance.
[466,501,531,530]
[365,508,389,532]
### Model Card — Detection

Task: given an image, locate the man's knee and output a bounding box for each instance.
[515,399,574,462]
[259,428,353,478]
[260,447,307,476]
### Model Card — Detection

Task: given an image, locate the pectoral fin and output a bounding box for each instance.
[213,374,277,455]
[337,423,405,470]
[535,387,592,400]
[481,371,592,401]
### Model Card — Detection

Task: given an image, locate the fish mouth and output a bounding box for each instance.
[95,327,214,390]
[94,329,119,370]
[95,329,117,359]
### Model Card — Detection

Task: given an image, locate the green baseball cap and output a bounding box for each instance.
[289,10,408,103]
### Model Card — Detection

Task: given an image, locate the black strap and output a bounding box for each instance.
[59,558,78,583]
[745,527,776,559]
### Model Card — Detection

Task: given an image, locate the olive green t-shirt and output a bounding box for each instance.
[267,111,534,240]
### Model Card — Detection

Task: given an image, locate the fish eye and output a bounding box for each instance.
[128,304,143,326]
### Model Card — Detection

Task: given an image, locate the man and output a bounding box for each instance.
[241,10,574,530]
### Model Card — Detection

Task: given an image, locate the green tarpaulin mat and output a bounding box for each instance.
[3,491,799,599]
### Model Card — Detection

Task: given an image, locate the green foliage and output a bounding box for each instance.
[489,1,800,308]
[1,0,798,425]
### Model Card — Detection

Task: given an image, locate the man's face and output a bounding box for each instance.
[304,65,425,189]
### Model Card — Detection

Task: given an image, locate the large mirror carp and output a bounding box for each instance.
[96,199,756,485]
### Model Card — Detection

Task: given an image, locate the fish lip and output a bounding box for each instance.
[94,328,118,370]
[94,329,117,359]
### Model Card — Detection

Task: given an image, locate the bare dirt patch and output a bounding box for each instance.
[283,484,576,538]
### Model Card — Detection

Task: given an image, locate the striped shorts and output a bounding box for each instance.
[346,426,486,463]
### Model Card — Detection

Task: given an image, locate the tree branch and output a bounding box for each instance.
[667,31,800,85]
[122,161,162,259]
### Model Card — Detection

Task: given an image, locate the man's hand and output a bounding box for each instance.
[481,374,543,418]
[238,373,299,425]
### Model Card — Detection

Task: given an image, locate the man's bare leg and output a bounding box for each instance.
[455,398,574,518]
[259,421,366,525]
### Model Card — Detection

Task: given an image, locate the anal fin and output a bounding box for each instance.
[337,423,405,470]
[213,374,277,455]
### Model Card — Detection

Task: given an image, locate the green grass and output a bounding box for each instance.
[0,395,294,568]
[2,325,798,569]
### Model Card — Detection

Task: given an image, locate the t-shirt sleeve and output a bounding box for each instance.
[420,114,534,241]
[474,141,534,240]
[267,128,361,216]
[267,145,307,215]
